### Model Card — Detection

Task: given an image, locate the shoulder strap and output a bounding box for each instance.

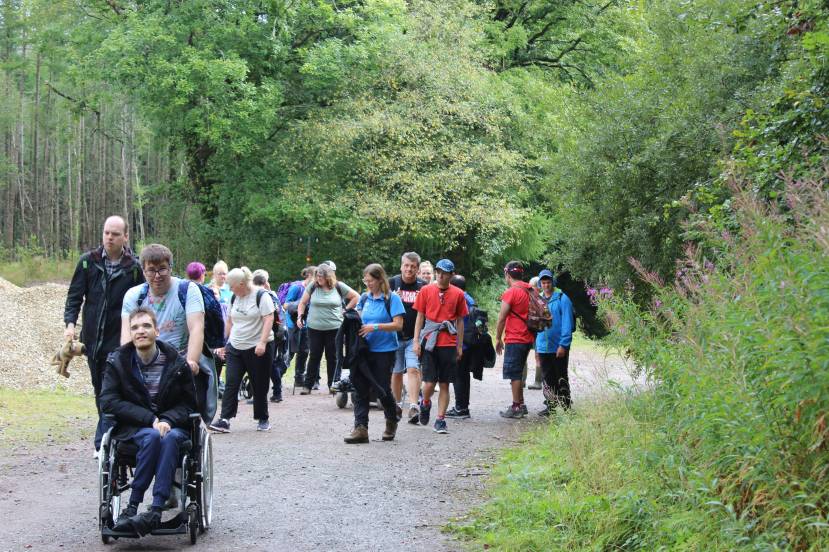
[137,282,150,306]
[256,289,266,308]
[336,281,347,298]
[177,279,190,310]
[359,293,393,320]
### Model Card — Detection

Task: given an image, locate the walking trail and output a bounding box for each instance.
[0,347,635,552]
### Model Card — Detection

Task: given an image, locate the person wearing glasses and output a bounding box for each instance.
[120,243,206,379]
[63,215,145,457]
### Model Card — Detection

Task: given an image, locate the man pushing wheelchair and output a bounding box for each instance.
[100,306,198,536]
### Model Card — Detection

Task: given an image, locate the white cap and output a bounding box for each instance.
[322,260,336,271]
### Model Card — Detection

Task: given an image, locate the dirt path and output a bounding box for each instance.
[0,348,635,552]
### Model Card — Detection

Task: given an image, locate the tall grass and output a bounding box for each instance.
[456,173,829,550]
[0,244,76,286]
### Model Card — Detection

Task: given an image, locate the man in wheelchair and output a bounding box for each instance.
[100,306,198,536]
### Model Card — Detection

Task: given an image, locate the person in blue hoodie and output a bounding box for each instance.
[535,269,574,416]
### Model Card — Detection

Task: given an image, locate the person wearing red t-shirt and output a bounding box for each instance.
[495,260,535,418]
[412,258,468,434]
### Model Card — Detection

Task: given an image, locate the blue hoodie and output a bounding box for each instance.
[535,289,574,353]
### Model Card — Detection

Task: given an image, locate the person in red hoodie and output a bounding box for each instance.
[495,261,534,418]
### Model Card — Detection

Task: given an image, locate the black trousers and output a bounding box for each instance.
[453,345,483,411]
[89,352,113,450]
[288,326,309,385]
[271,339,288,398]
[305,328,337,389]
[540,350,571,409]
[352,351,397,428]
[221,342,274,421]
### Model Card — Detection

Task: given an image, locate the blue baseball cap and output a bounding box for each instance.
[435,259,455,273]
[538,269,555,282]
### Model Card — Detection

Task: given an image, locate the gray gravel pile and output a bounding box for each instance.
[0,276,91,394]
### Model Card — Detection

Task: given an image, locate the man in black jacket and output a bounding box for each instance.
[63,216,144,455]
[101,306,197,536]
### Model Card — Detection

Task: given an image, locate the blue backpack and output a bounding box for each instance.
[137,280,226,349]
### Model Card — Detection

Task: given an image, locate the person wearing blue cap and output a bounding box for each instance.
[535,269,574,415]
[412,258,468,434]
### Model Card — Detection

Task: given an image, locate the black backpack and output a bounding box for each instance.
[231,289,286,344]
[463,304,490,347]
[137,280,226,349]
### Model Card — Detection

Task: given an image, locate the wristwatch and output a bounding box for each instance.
[373,324,379,331]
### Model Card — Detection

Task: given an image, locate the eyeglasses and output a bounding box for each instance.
[144,267,170,278]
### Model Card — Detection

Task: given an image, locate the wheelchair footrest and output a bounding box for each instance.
[102,512,188,538]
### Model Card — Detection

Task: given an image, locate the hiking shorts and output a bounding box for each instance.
[393,338,419,374]
[502,343,532,381]
[421,346,458,384]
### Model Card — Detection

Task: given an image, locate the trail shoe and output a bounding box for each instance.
[499,405,525,419]
[445,407,470,419]
[344,425,369,444]
[528,382,542,390]
[257,420,271,432]
[112,504,139,532]
[419,401,432,426]
[395,404,403,422]
[519,404,529,416]
[131,510,162,536]
[538,407,555,418]
[312,382,320,390]
[208,418,231,433]
[270,394,283,403]
[433,419,448,434]
[382,419,398,441]
[408,405,420,425]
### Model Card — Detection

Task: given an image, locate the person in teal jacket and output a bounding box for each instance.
[535,269,574,415]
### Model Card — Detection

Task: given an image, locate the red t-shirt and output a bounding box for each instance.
[413,283,469,347]
[501,281,534,344]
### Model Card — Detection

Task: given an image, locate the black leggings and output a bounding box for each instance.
[352,351,397,428]
[305,328,338,389]
[221,342,275,421]
[540,351,571,409]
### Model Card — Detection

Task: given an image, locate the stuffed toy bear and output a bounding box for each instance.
[52,339,86,378]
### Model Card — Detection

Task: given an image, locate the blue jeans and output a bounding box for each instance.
[128,427,188,508]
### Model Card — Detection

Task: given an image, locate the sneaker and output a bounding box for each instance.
[528,382,542,390]
[408,405,420,425]
[270,395,282,403]
[131,510,162,536]
[209,418,231,433]
[395,404,403,422]
[419,401,432,426]
[112,504,139,532]
[499,405,525,419]
[538,408,554,418]
[312,382,320,390]
[433,419,448,434]
[299,387,311,395]
[520,404,529,416]
[445,407,470,419]
[257,420,271,432]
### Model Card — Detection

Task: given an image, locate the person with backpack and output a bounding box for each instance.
[63,215,144,456]
[186,261,207,284]
[446,275,485,419]
[120,243,220,425]
[535,269,575,415]
[296,263,359,394]
[252,269,288,403]
[281,266,315,390]
[209,267,276,433]
[494,261,537,419]
[344,263,406,443]
[412,259,468,434]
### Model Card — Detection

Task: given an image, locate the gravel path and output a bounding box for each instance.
[0,347,636,552]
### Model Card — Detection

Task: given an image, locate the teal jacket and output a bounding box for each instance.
[535,289,574,353]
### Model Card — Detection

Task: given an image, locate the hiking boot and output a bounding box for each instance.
[395,404,403,422]
[408,405,420,425]
[344,425,369,444]
[433,419,448,434]
[270,394,282,403]
[299,387,312,395]
[445,407,470,419]
[499,405,525,419]
[257,420,271,432]
[112,503,139,531]
[382,419,398,441]
[419,401,431,425]
[208,418,231,433]
[131,510,162,536]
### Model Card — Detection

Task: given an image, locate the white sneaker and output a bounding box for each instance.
[93,450,100,460]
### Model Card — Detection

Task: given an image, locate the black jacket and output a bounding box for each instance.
[100,340,197,441]
[64,246,144,359]
[336,309,387,396]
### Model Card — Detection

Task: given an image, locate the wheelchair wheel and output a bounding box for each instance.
[335,391,348,409]
[239,374,253,400]
[98,432,120,542]
[188,504,198,544]
[198,429,213,531]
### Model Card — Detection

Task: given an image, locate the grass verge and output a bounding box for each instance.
[0,387,95,451]
[0,256,76,286]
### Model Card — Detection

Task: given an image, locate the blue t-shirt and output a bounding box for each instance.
[283,282,305,330]
[358,293,406,353]
[122,277,205,351]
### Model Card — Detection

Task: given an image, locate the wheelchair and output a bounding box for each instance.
[97,412,214,544]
